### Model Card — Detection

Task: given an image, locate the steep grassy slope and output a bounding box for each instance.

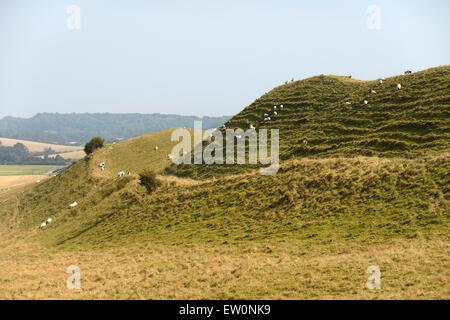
[173,66,450,178]
[12,154,450,248]
[89,128,194,179]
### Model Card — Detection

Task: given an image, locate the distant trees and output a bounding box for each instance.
[84,137,105,155]
[0,142,68,165]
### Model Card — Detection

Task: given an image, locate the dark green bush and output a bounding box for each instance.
[84,137,105,155]
[139,170,160,194]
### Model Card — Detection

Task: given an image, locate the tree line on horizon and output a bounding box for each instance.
[0,113,230,146]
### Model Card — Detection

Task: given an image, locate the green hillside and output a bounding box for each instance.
[1,67,449,299]
[172,66,450,178]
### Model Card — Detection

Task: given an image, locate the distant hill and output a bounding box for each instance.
[0,113,230,146]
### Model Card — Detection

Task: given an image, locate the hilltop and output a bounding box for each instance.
[173,66,450,178]
[0,113,230,146]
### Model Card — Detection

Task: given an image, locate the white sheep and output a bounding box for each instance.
[397,83,402,90]
[264,113,269,117]
[250,124,255,130]
[39,221,47,230]
[69,201,78,209]
[379,79,384,84]
[364,100,368,105]
[303,139,308,145]
[167,154,173,160]
[280,105,284,109]
[273,105,277,109]
[117,171,125,177]
[155,146,159,150]
[273,111,278,115]
[265,117,271,121]
[47,218,53,224]
[345,102,351,105]
[371,89,377,94]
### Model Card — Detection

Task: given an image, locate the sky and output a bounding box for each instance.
[0,0,449,119]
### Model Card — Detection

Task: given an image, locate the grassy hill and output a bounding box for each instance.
[172,66,450,178]
[0,67,449,299]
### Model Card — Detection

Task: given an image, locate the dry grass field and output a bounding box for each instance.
[48,150,86,160]
[0,223,448,299]
[0,175,48,192]
[0,137,83,158]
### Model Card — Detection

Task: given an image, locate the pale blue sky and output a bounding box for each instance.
[0,0,449,118]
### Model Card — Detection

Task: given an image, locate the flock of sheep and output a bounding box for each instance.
[344,73,409,107]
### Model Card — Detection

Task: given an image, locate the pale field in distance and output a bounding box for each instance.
[0,137,83,153]
[0,175,48,191]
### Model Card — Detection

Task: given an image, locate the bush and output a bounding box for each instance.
[139,170,160,194]
[84,137,105,155]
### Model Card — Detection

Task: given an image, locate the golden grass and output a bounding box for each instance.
[0,175,49,192]
[49,150,85,160]
[0,233,448,299]
[0,137,83,153]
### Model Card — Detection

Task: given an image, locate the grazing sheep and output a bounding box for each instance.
[303,139,308,145]
[280,105,284,109]
[39,222,47,230]
[154,146,159,150]
[397,83,402,90]
[265,117,271,121]
[36,180,41,183]
[371,89,377,94]
[273,111,278,115]
[274,105,277,109]
[379,79,384,84]
[364,100,368,105]
[167,154,173,160]
[47,218,53,224]
[345,102,351,105]
[69,201,78,209]
[117,171,125,177]
[264,113,269,117]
